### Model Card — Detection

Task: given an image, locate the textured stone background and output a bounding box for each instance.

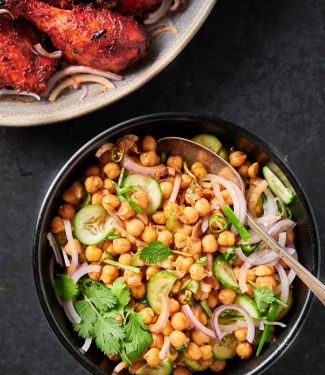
[0,0,324,374]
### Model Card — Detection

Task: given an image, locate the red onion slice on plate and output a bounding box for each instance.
[169,173,181,203]
[150,292,170,334]
[144,0,173,25]
[71,264,101,284]
[63,219,79,274]
[63,300,81,324]
[121,154,168,177]
[182,305,215,338]
[81,337,92,353]
[159,335,171,359]
[47,232,64,267]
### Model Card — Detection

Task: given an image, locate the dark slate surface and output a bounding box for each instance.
[0,0,324,374]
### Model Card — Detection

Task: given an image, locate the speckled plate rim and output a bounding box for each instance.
[0,1,217,127]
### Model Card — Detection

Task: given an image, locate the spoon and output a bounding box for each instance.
[157,136,325,305]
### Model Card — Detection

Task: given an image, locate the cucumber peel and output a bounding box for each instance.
[147,271,177,314]
[192,134,223,154]
[135,358,173,375]
[262,166,295,204]
[214,255,240,291]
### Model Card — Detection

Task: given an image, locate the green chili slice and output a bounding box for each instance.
[223,205,251,242]
[117,166,126,187]
[256,302,279,356]
[223,246,237,264]
[208,214,229,234]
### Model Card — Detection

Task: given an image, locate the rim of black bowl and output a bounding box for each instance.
[33,112,320,375]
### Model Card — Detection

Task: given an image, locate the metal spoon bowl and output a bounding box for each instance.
[157,136,325,305]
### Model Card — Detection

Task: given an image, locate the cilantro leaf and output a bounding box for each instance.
[109,278,130,308]
[254,286,276,314]
[94,316,125,355]
[123,311,152,360]
[73,299,97,338]
[84,282,117,311]
[54,275,78,301]
[140,241,171,264]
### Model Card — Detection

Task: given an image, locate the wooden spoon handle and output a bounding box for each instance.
[247,215,325,305]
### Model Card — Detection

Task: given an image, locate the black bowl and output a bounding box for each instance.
[33,113,320,375]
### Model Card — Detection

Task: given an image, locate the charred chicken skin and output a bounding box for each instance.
[117,0,162,14]
[0,16,56,93]
[4,0,148,73]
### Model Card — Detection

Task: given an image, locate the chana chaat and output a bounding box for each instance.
[48,133,297,375]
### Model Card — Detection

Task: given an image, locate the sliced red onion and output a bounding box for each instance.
[113,362,128,374]
[169,0,181,11]
[62,301,74,323]
[61,247,71,267]
[278,232,287,247]
[95,142,114,158]
[0,9,14,18]
[47,232,64,267]
[206,254,219,289]
[248,180,268,217]
[238,259,252,293]
[268,219,296,239]
[0,89,40,101]
[80,84,89,101]
[212,181,226,209]
[159,335,171,360]
[218,320,249,333]
[275,263,289,305]
[200,281,212,293]
[201,215,209,233]
[63,219,79,274]
[169,173,181,203]
[235,247,248,262]
[247,248,279,266]
[63,300,81,324]
[32,43,62,59]
[182,305,215,338]
[144,0,173,25]
[212,304,255,343]
[257,214,281,227]
[109,210,126,229]
[239,231,262,245]
[81,337,92,353]
[121,154,168,178]
[71,264,101,284]
[150,292,170,334]
[263,188,279,216]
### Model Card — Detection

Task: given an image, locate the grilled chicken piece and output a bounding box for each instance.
[0,16,56,93]
[117,0,162,14]
[3,0,148,73]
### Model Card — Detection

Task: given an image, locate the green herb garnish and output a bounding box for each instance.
[249,282,287,314]
[104,259,141,273]
[54,275,78,301]
[140,241,171,264]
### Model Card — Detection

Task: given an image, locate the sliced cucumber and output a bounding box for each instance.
[214,255,239,291]
[147,271,177,314]
[262,166,295,204]
[182,357,213,371]
[276,290,293,320]
[165,213,183,234]
[74,205,114,245]
[192,134,222,154]
[218,147,228,161]
[136,358,173,375]
[212,334,237,360]
[122,174,162,214]
[235,294,261,319]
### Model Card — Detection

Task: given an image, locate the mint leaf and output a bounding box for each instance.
[54,275,78,301]
[140,241,171,264]
[73,299,97,338]
[94,316,125,355]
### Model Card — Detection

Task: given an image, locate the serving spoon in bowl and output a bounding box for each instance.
[157,137,325,305]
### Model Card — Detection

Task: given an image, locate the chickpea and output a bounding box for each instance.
[63,182,84,205]
[103,178,116,193]
[210,360,227,372]
[160,181,173,199]
[180,174,192,189]
[170,330,188,348]
[64,239,82,256]
[202,234,218,253]
[102,193,120,212]
[174,233,188,249]
[207,291,219,308]
[162,320,173,336]
[287,230,295,243]
[218,231,235,247]
[85,165,101,177]
[124,269,142,286]
[142,135,156,151]
[140,151,157,167]
[169,298,180,314]
[103,162,120,180]
[174,368,191,375]
[171,280,181,294]
[146,266,160,280]
[51,216,65,234]
[254,264,274,277]
[236,342,253,359]
[256,276,276,291]
[167,350,178,361]
[185,342,202,361]
[192,331,210,347]
[118,253,133,265]
[139,307,155,324]
[234,329,248,343]
[177,293,189,305]
[126,219,145,237]
[152,211,167,225]
[194,198,211,217]
[91,191,105,205]
[112,238,131,254]
[189,264,206,281]
[130,283,146,299]
[245,283,254,296]
[167,155,183,171]
[117,201,134,220]
[100,265,119,284]
[130,190,149,209]
[188,237,202,255]
[158,230,173,246]
[248,162,259,178]
[150,333,164,350]
[88,270,101,280]
[229,151,247,168]
[171,312,188,331]
[183,225,193,236]
[134,303,146,312]
[84,176,103,194]
[58,204,75,220]
[85,245,103,262]
[141,226,157,243]
[221,189,233,206]
[197,310,208,325]
[218,288,237,305]
[191,162,207,179]
[129,360,146,374]
[144,348,160,366]
[200,345,213,360]
[180,207,199,224]
[237,161,251,178]
[173,256,194,274]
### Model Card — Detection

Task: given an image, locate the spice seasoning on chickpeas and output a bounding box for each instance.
[48,133,297,374]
